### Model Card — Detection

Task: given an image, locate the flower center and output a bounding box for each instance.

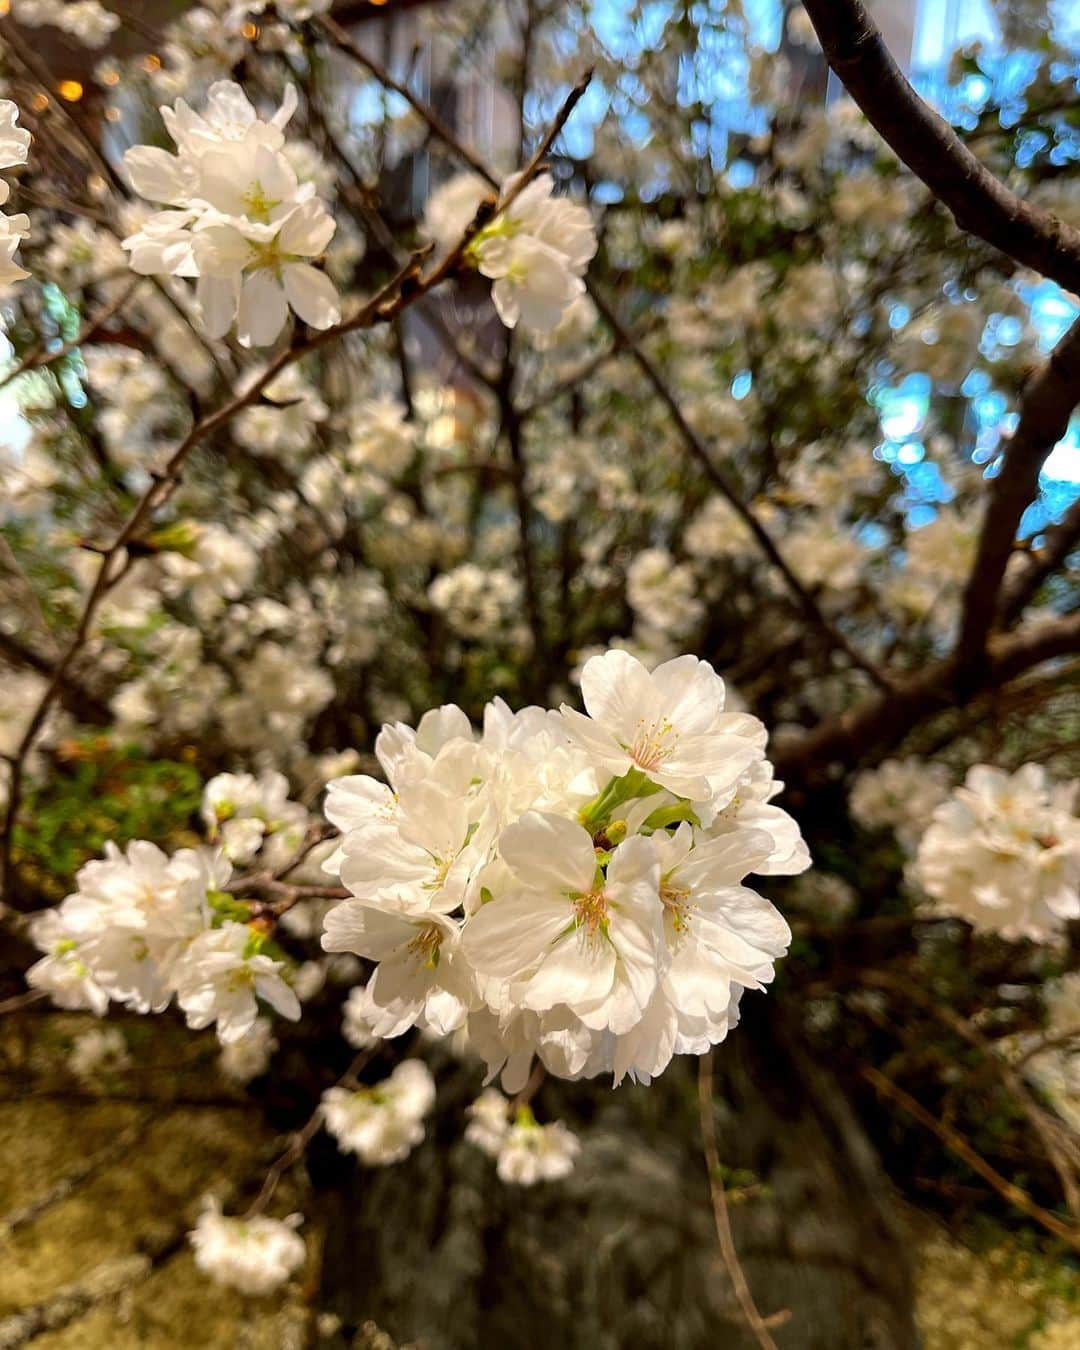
[424,853,455,893]
[626,717,677,773]
[572,887,609,938]
[242,182,280,223]
[407,923,443,970]
[660,879,692,932]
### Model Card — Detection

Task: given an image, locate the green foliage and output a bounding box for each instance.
[13,737,202,897]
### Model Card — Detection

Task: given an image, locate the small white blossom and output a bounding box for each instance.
[69,1026,131,1083]
[496,1110,580,1185]
[219,1017,278,1084]
[173,921,301,1043]
[122,82,340,345]
[189,1198,305,1296]
[911,765,1080,942]
[321,1059,436,1165]
[850,758,952,852]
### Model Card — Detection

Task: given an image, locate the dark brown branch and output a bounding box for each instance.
[999,495,1080,626]
[315,13,498,186]
[775,608,1080,781]
[863,1065,1080,1250]
[801,0,1080,294]
[955,319,1080,674]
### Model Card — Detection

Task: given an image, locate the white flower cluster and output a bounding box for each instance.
[849,757,952,853]
[465,1089,580,1185]
[428,563,522,641]
[26,841,301,1042]
[911,765,1080,942]
[123,82,340,346]
[321,649,807,1089]
[219,1016,278,1084]
[0,100,30,286]
[189,1198,305,1296]
[424,171,597,332]
[9,0,118,47]
[321,1059,436,1165]
[201,769,307,865]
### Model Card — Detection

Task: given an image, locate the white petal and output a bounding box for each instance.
[282,262,340,330]
[237,270,290,347]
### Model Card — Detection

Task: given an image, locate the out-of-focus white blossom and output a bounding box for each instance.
[11,0,119,46]
[911,765,1080,942]
[201,770,308,864]
[465,1090,580,1184]
[219,1016,278,1084]
[69,1026,131,1083]
[423,171,596,333]
[189,1198,305,1295]
[850,758,952,852]
[0,100,31,284]
[321,1059,436,1165]
[428,564,522,640]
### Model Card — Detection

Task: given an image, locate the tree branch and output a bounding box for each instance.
[998,495,1080,627]
[863,1065,1080,1250]
[800,0,1080,294]
[955,319,1080,674]
[774,608,1080,781]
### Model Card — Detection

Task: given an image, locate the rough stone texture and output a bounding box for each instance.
[0,1011,312,1349]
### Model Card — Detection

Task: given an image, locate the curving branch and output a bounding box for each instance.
[800,0,1080,294]
[775,607,1080,781]
[998,495,1080,627]
[955,319,1080,675]
[863,1065,1080,1250]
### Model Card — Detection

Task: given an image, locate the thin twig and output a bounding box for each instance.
[241,1045,380,1219]
[801,0,1080,294]
[863,1065,1080,1250]
[858,970,1080,1216]
[697,1052,784,1349]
